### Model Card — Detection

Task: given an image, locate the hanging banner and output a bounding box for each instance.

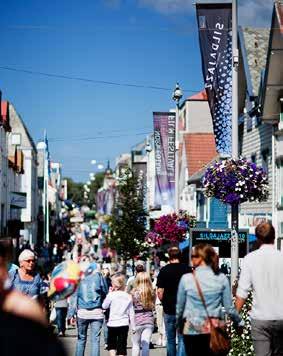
[132,162,147,209]
[153,112,176,211]
[96,189,106,214]
[196,2,232,156]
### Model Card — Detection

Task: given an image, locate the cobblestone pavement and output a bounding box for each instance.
[62,327,166,356]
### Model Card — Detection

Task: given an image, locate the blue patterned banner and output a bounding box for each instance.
[196,3,232,156]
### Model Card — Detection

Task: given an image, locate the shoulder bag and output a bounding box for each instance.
[192,270,230,355]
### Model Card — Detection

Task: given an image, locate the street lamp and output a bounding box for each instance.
[172,82,183,213]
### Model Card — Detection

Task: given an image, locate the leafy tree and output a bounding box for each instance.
[64,177,84,206]
[109,168,147,262]
[88,172,105,207]
[64,172,105,208]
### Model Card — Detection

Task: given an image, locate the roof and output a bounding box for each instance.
[183,133,217,177]
[262,1,283,122]
[1,101,8,118]
[239,27,270,97]
[187,89,208,101]
[9,103,37,151]
[1,101,11,131]
[187,157,218,184]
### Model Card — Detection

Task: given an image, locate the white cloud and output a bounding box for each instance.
[102,0,122,9]
[138,0,273,27]
[238,0,273,27]
[102,0,273,27]
[138,0,192,14]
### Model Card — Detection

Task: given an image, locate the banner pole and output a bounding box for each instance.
[172,84,183,214]
[230,0,239,287]
[175,102,179,213]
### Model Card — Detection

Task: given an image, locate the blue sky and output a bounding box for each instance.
[0,0,273,182]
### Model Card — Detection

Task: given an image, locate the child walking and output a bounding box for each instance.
[131,272,155,356]
[102,273,135,356]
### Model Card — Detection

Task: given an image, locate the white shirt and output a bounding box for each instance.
[237,244,283,320]
[77,308,104,320]
[102,291,135,328]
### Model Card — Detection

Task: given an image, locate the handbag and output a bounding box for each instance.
[192,270,231,355]
[49,306,57,323]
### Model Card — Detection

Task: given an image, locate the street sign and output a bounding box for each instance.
[10,192,27,209]
[190,228,248,258]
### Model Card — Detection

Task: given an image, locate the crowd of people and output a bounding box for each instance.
[0,221,283,356]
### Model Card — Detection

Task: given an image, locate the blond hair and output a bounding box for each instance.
[111,273,126,291]
[133,272,155,310]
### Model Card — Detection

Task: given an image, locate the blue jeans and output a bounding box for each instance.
[55,307,67,334]
[103,319,108,345]
[75,318,103,356]
[164,313,186,356]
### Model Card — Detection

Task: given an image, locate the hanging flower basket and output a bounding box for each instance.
[145,211,196,247]
[202,158,268,205]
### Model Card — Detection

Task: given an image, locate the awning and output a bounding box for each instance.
[10,192,27,209]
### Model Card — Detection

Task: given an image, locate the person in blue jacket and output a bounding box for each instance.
[69,262,108,356]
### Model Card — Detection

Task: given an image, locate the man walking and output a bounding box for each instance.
[236,222,283,356]
[157,247,190,356]
[69,262,108,356]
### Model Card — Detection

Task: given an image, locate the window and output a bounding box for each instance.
[251,153,256,163]
[261,149,269,175]
[255,114,262,127]
[246,115,253,132]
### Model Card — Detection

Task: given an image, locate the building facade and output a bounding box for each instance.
[9,103,38,244]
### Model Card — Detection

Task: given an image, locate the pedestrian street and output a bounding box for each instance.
[62,327,166,356]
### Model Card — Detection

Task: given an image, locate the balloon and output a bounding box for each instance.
[48,261,81,301]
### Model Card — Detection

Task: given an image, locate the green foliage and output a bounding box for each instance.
[88,172,105,207]
[228,293,254,356]
[64,172,105,208]
[64,177,84,206]
[109,168,147,261]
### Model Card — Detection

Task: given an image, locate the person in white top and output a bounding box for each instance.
[236,222,283,356]
[102,273,135,356]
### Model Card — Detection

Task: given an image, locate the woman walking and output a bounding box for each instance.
[176,244,242,356]
[9,249,46,300]
[131,272,155,356]
[102,273,135,356]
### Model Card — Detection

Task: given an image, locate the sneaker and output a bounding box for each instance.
[149,342,155,349]
[104,344,108,350]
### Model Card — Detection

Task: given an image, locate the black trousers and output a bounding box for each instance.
[184,334,214,356]
[107,325,129,355]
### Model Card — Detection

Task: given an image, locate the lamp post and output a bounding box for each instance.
[231,0,239,286]
[172,83,183,213]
